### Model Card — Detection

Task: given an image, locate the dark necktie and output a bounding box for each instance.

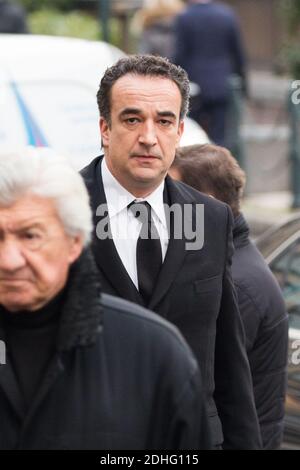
[129,201,162,305]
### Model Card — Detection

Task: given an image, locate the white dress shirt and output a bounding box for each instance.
[101,158,169,289]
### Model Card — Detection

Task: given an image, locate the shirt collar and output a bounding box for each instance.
[101,157,167,228]
[135,184,167,229]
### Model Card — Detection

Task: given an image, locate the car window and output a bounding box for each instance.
[257,219,300,259]
[270,239,300,324]
[271,238,300,445]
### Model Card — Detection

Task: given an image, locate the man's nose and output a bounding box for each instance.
[138,121,158,147]
[0,240,26,272]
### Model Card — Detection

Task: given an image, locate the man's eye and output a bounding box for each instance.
[22,232,39,240]
[19,231,44,251]
[126,118,139,124]
[159,119,172,126]
[20,232,42,245]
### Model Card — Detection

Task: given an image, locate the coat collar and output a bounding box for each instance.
[57,249,104,351]
[233,213,250,250]
[0,249,104,352]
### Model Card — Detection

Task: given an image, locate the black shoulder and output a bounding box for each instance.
[168,177,229,213]
[101,293,197,368]
[80,155,103,179]
[102,293,182,338]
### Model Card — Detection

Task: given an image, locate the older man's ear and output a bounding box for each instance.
[68,235,84,264]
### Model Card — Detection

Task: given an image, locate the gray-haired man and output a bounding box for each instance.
[0,147,210,450]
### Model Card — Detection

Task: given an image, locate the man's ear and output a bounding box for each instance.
[100,117,110,147]
[68,235,84,264]
[176,120,184,148]
[168,166,182,181]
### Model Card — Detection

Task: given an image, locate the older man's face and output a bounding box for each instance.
[0,194,82,312]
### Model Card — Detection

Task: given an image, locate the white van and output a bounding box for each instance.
[0,34,208,168]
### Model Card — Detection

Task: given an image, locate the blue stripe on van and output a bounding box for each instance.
[10,81,48,147]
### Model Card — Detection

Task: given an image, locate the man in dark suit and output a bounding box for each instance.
[173,0,247,145]
[80,54,261,449]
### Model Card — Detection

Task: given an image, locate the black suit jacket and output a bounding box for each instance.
[81,156,261,449]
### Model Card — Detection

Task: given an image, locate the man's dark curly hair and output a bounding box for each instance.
[97,54,190,126]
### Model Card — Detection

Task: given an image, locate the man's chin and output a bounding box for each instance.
[0,296,36,313]
[132,168,165,184]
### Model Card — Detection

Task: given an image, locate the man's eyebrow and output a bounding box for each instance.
[119,109,177,120]
[119,108,142,117]
[0,221,44,234]
[15,222,44,231]
[157,111,177,119]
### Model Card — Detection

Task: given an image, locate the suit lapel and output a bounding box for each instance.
[149,176,195,311]
[84,157,144,306]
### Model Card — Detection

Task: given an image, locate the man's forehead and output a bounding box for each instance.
[0,195,57,227]
[0,213,51,230]
[111,74,181,102]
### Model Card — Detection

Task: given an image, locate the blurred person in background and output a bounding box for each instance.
[0,0,28,33]
[170,143,289,449]
[173,0,247,145]
[0,147,211,450]
[134,0,183,59]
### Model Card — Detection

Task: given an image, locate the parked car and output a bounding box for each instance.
[0,34,209,169]
[256,214,300,448]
